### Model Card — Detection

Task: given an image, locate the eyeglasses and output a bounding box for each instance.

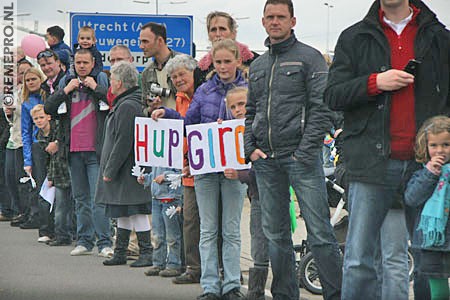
[37,50,54,60]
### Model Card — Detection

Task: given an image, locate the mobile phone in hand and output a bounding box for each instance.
[404,59,421,75]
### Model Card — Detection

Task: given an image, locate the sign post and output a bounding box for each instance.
[70,13,193,71]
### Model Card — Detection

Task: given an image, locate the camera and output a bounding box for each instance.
[147,83,171,102]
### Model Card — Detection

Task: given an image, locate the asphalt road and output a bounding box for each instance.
[0,199,326,300]
[0,222,204,300]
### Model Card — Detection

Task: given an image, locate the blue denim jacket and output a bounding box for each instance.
[405,166,450,252]
[143,167,183,200]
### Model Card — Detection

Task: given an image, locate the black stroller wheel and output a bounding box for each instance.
[298,252,323,295]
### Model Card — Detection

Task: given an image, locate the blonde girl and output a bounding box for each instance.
[21,67,54,240]
[21,67,46,175]
[405,115,450,300]
[152,39,248,300]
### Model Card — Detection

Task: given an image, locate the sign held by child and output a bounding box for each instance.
[134,117,184,170]
[134,117,250,174]
[186,119,250,175]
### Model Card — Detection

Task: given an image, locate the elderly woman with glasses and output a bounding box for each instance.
[95,61,153,268]
[161,54,203,284]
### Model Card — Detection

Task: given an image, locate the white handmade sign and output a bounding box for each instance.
[185,119,251,175]
[134,117,184,169]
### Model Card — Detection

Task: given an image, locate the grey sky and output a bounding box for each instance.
[16,0,450,56]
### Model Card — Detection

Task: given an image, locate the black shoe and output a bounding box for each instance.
[196,293,221,300]
[172,272,200,284]
[47,240,72,246]
[103,254,127,266]
[129,253,152,268]
[10,214,27,227]
[222,288,247,300]
[20,219,39,229]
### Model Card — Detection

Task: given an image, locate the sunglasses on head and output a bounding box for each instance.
[37,50,54,60]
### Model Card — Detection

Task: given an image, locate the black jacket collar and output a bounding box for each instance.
[265,31,297,55]
[41,70,65,96]
[363,0,438,29]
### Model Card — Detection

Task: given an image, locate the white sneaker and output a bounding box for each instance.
[37,236,51,243]
[98,247,114,258]
[70,245,93,256]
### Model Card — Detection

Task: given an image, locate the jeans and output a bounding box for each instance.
[151,198,183,269]
[5,148,28,216]
[374,209,409,300]
[32,143,54,237]
[54,187,74,242]
[182,186,201,275]
[405,205,431,300]
[250,195,269,269]
[69,151,111,251]
[342,159,415,300]
[194,173,246,296]
[253,155,342,300]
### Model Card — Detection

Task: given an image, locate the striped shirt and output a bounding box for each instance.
[70,87,97,152]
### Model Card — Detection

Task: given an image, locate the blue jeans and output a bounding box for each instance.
[253,155,342,300]
[194,173,246,296]
[151,198,183,269]
[342,159,415,300]
[54,187,74,242]
[374,209,409,300]
[250,195,269,269]
[69,151,111,251]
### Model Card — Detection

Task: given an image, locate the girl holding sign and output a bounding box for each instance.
[152,39,248,300]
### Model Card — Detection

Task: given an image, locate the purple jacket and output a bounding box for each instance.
[165,70,247,125]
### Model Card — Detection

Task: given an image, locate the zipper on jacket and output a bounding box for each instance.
[267,55,278,158]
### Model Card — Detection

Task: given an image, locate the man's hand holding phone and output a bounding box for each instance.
[403,59,421,76]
